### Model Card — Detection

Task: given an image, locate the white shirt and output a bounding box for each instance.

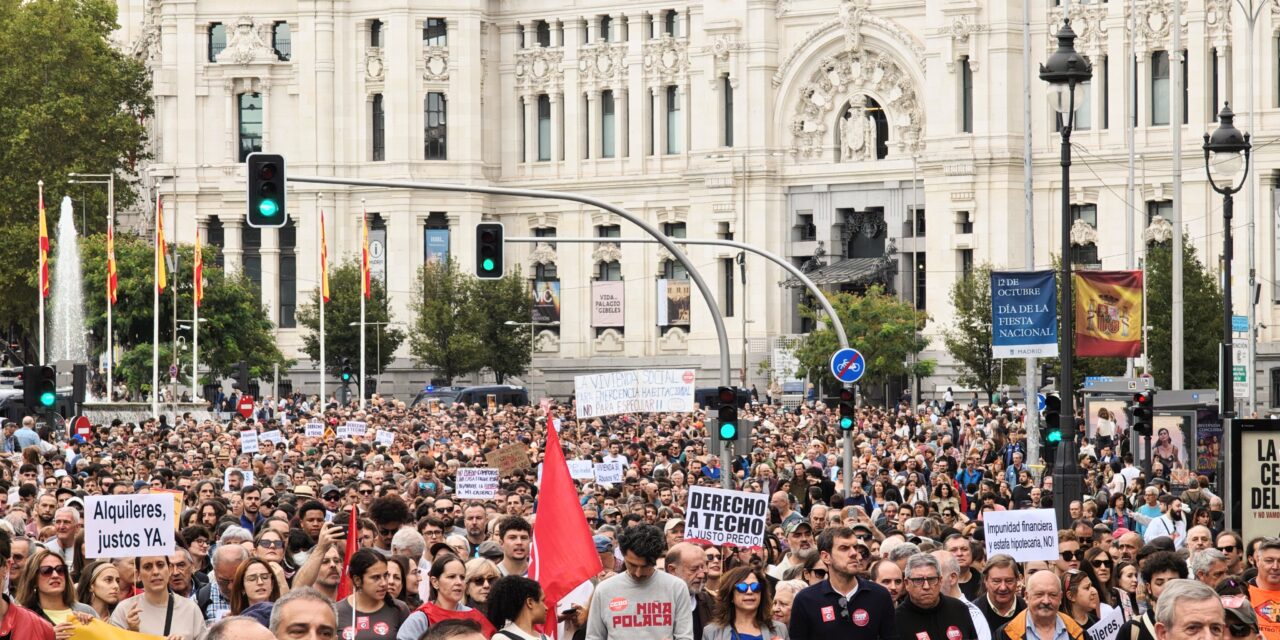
[1144,514,1186,547]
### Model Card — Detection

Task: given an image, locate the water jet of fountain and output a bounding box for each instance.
[50,196,87,363]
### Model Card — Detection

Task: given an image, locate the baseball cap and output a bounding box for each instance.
[783,520,814,535]
[850,522,873,535]
[593,535,614,553]
[664,519,685,533]
[1222,594,1257,632]
[321,484,340,497]
[476,541,504,562]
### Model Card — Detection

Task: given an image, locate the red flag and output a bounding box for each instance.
[106,220,118,305]
[193,230,204,308]
[38,191,49,299]
[529,414,602,636]
[335,506,359,599]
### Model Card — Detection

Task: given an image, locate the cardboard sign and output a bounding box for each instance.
[85,494,175,558]
[574,369,696,418]
[567,459,594,480]
[455,468,499,500]
[260,430,282,444]
[239,430,259,454]
[594,462,624,484]
[305,423,325,437]
[1086,606,1124,640]
[488,443,532,476]
[982,508,1061,562]
[224,468,255,491]
[684,486,768,547]
[375,430,395,447]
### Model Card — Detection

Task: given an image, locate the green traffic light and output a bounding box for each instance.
[341,373,351,382]
[1047,430,1063,444]
[258,199,280,217]
[840,417,854,430]
[39,391,55,407]
[719,423,737,439]
[482,258,495,272]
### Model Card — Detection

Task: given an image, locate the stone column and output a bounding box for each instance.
[550,92,563,162]
[223,216,244,275]
[616,87,629,159]
[224,80,236,162]
[587,90,602,160]
[523,94,537,163]
[612,13,624,42]
[652,86,666,155]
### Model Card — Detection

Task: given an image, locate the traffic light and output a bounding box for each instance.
[716,386,738,441]
[246,153,287,228]
[837,388,855,431]
[1131,390,1155,436]
[232,361,248,391]
[22,365,56,410]
[475,223,505,279]
[1040,363,1054,390]
[340,360,354,384]
[1041,393,1063,448]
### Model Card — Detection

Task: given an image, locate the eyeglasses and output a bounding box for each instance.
[1091,559,1113,568]
[470,576,496,586]
[379,528,398,539]
[808,568,828,579]
[1060,550,1080,562]
[38,565,68,577]
[434,507,452,513]
[706,554,721,562]
[257,539,284,550]
[734,582,761,594]
[1218,545,1242,553]
[1078,538,1094,547]
[244,573,273,584]
[907,576,940,587]
[358,489,373,495]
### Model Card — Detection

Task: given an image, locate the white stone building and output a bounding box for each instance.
[111,0,1280,408]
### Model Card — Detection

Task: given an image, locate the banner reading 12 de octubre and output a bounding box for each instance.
[990,270,1058,359]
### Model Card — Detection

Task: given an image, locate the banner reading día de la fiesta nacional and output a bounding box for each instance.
[1074,270,1144,357]
[991,270,1059,358]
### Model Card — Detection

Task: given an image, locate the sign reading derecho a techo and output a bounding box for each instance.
[982,508,1059,562]
[574,369,696,419]
[85,495,175,559]
[684,486,768,547]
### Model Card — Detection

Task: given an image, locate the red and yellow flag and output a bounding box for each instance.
[193,229,204,308]
[360,207,371,299]
[1074,270,1144,357]
[38,190,49,299]
[155,199,167,293]
[106,221,118,305]
[320,209,330,303]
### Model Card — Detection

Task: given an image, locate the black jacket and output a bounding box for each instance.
[692,590,716,640]
[975,595,1025,638]
[789,577,899,640]
[896,595,979,640]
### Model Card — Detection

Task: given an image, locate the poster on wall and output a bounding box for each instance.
[1195,408,1222,483]
[425,228,450,264]
[656,280,691,326]
[1083,397,1130,442]
[1231,419,1280,544]
[1151,413,1194,485]
[592,281,625,327]
[531,281,561,324]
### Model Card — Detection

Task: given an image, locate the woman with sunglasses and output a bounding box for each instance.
[463,558,501,616]
[1081,547,1117,608]
[337,550,410,640]
[17,548,97,631]
[703,566,785,640]
[799,552,827,586]
[75,560,122,620]
[396,554,496,640]
[704,547,724,597]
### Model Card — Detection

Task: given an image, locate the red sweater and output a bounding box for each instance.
[0,597,54,640]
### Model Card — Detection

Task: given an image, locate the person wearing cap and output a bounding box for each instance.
[320,484,341,520]
[664,520,685,548]
[593,536,617,578]
[768,521,815,581]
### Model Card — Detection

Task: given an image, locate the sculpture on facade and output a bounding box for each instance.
[839,100,876,161]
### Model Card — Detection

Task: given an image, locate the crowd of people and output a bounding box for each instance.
[0,391,1267,640]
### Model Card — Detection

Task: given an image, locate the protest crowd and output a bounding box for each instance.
[0,390,1270,640]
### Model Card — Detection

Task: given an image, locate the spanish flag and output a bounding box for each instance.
[38,190,49,299]
[1074,270,1143,357]
[193,229,203,308]
[106,220,118,305]
[155,199,167,293]
[320,209,330,303]
[361,207,371,299]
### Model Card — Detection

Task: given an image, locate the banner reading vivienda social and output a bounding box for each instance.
[684,486,768,547]
[1074,270,1143,357]
[991,270,1058,358]
[574,369,696,419]
[85,494,175,558]
[982,508,1060,562]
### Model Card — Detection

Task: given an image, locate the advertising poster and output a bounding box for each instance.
[591,281,624,327]
[1196,408,1222,482]
[656,280,691,326]
[531,281,561,324]
[1151,414,1193,484]
[1083,398,1129,442]
[990,270,1058,358]
[425,228,450,264]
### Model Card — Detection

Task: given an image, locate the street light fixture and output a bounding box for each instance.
[1204,103,1251,419]
[1039,18,1091,527]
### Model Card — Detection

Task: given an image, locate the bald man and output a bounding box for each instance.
[993,570,1086,640]
[665,542,713,640]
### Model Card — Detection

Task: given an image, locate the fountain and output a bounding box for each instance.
[49,196,87,363]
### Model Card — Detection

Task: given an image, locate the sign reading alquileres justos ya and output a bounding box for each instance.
[574,369,696,419]
[991,270,1059,359]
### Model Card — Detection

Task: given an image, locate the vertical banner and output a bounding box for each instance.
[657,279,691,326]
[369,226,387,289]
[1074,270,1144,357]
[531,281,561,324]
[1235,420,1280,543]
[592,281,624,327]
[991,270,1059,358]
[424,228,450,264]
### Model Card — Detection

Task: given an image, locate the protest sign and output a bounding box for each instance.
[71,618,166,640]
[574,369,696,419]
[1086,606,1124,640]
[239,430,259,454]
[260,430,282,444]
[567,459,594,480]
[338,421,367,439]
[488,443,531,476]
[594,462,624,484]
[684,486,768,547]
[1236,420,1280,542]
[982,508,1060,562]
[223,468,255,491]
[305,423,325,437]
[455,468,499,500]
[375,430,395,447]
[85,495,175,558]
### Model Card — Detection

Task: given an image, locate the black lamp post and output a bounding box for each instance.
[1203,103,1251,420]
[1040,19,1091,527]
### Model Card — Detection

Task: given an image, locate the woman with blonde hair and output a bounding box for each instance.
[462,557,500,617]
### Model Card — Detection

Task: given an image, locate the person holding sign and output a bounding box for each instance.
[110,556,207,640]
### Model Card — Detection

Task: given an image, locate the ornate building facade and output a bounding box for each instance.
[113,0,1280,406]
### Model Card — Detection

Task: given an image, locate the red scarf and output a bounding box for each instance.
[415,602,496,639]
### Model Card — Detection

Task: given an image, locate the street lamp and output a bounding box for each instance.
[1204,103,1251,419]
[1040,19,1091,526]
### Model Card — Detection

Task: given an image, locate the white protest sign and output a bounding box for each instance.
[684,485,768,547]
[239,430,259,453]
[455,468,499,500]
[85,495,175,558]
[260,430,282,444]
[982,508,1060,562]
[594,462,624,484]
[305,423,325,437]
[339,421,367,438]
[567,459,595,480]
[1086,606,1124,640]
[574,369,696,419]
[224,468,255,491]
[376,430,395,447]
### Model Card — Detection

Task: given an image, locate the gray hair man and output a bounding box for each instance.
[896,554,978,640]
[1153,580,1225,640]
[1187,549,1228,588]
[931,550,991,640]
[201,616,274,640]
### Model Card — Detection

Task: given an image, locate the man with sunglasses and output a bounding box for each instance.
[788,526,897,640]
[1214,531,1244,574]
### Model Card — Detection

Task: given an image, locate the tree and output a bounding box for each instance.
[79,234,291,393]
[793,285,933,392]
[944,264,1020,401]
[0,0,151,345]
[469,268,533,384]
[408,260,484,384]
[295,260,405,377]
[1146,236,1223,390]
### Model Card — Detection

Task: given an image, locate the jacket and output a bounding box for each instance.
[702,623,789,640]
[994,610,1086,640]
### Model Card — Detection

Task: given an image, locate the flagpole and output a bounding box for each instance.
[319,194,326,409]
[359,199,367,410]
[37,181,45,366]
[106,177,114,400]
[152,190,160,420]
[193,230,200,401]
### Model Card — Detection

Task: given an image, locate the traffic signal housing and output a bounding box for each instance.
[837,388,855,431]
[1041,393,1063,449]
[1131,390,1155,436]
[716,386,738,441]
[475,223,505,279]
[247,153,287,228]
[22,365,56,411]
[340,360,354,384]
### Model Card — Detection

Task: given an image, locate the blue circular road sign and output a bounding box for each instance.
[829,348,866,384]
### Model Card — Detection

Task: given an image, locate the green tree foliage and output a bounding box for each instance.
[80,234,291,391]
[1146,236,1223,390]
[944,264,1020,401]
[469,268,533,384]
[295,260,405,377]
[0,0,151,342]
[794,285,932,391]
